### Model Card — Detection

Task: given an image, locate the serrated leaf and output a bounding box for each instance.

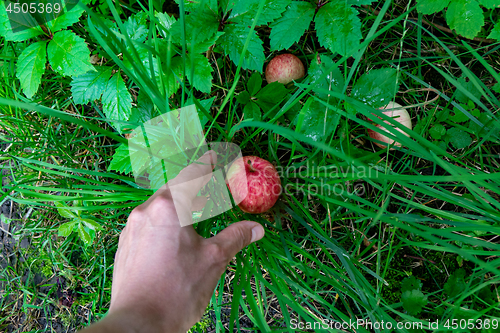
[122,11,148,42]
[446,0,484,39]
[487,21,500,40]
[448,127,472,149]
[243,102,261,121]
[175,0,217,13]
[401,276,423,292]
[102,73,133,124]
[455,76,483,104]
[185,53,213,93]
[71,67,113,104]
[218,24,265,72]
[444,268,467,297]
[307,54,344,100]
[417,0,451,14]
[128,91,157,125]
[58,221,77,237]
[402,289,428,315]
[16,41,47,99]
[46,2,85,32]
[108,143,133,174]
[247,72,262,96]
[236,90,250,104]
[54,201,77,219]
[80,218,103,231]
[255,81,288,111]
[449,106,470,122]
[230,0,291,26]
[429,123,446,139]
[351,68,399,108]
[296,97,340,142]
[48,30,94,76]
[78,223,92,247]
[314,2,362,56]
[269,1,314,50]
[170,10,219,53]
[156,12,176,38]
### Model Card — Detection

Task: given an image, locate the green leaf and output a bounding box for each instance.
[185,53,213,93]
[448,127,472,149]
[197,96,215,127]
[58,221,77,237]
[122,11,148,42]
[492,81,500,93]
[254,81,288,111]
[445,0,484,39]
[175,0,217,13]
[230,0,291,26]
[80,218,103,231]
[269,1,314,51]
[449,106,470,123]
[402,289,428,315]
[429,123,446,139]
[347,0,376,4]
[243,102,262,121]
[417,0,451,14]
[401,276,423,292]
[48,30,94,76]
[478,0,500,9]
[247,72,262,96]
[108,143,133,174]
[307,54,345,100]
[71,67,113,104]
[436,108,449,122]
[54,201,77,219]
[469,112,493,136]
[78,223,92,247]
[170,10,219,53]
[455,76,482,103]
[16,41,48,99]
[218,24,265,72]
[314,2,362,56]
[156,12,176,38]
[0,3,44,41]
[46,2,85,32]
[487,21,500,40]
[128,90,157,125]
[296,97,340,142]
[236,90,250,104]
[444,268,467,297]
[102,73,133,124]
[351,68,399,108]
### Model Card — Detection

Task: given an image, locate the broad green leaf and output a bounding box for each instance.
[243,102,261,121]
[314,2,362,56]
[48,30,94,76]
[71,67,113,104]
[469,112,493,136]
[444,268,466,297]
[170,10,219,53]
[401,276,422,292]
[54,201,77,219]
[218,24,265,72]
[488,21,500,40]
[80,218,103,231]
[449,106,470,123]
[445,0,484,39]
[247,72,262,96]
[78,223,92,247]
[351,68,399,108]
[0,2,44,41]
[156,12,176,38]
[197,97,215,127]
[230,0,291,26]
[448,127,472,149]
[108,143,133,174]
[296,97,340,142]
[307,54,345,100]
[122,11,148,42]
[16,41,48,99]
[347,0,376,4]
[492,82,500,93]
[402,290,427,315]
[174,0,217,13]
[58,221,77,237]
[128,91,156,125]
[417,0,451,14]
[478,0,500,8]
[185,53,213,93]
[254,81,288,111]
[429,124,446,139]
[270,1,314,51]
[454,76,482,103]
[236,90,250,104]
[102,73,133,124]
[47,2,85,32]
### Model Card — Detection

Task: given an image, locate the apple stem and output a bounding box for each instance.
[247,160,256,172]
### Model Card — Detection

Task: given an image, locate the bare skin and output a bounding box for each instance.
[79,151,265,333]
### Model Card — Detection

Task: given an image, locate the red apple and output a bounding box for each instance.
[367,102,412,149]
[265,54,305,84]
[226,156,281,214]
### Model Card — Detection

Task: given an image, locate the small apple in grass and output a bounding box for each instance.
[265,54,305,84]
[226,156,281,214]
[367,101,412,149]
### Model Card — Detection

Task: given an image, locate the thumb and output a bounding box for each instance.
[209,221,265,260]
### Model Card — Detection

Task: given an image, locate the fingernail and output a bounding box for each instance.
[251,225,265,243]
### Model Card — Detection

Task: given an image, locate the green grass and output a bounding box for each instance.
[1,0,500,332]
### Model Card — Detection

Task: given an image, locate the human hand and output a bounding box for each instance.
[79,150,265,333]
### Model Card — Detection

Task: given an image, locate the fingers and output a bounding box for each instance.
[208,221,265,261]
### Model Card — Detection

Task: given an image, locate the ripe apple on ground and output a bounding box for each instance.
[265,53,305,84]
[226,156,281,214]
[367,101,412,149]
